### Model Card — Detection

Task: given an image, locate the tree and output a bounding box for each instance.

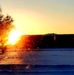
[0,14,15,45]
[0,12,15,51]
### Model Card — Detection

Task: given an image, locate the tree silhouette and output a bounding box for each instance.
[0,13,15,46]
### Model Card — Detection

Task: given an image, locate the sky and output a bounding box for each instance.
[0,0,74,35]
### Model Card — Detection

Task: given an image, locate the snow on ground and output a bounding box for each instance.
[0,48,74,65]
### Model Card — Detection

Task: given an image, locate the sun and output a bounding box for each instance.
[8,29,21,45]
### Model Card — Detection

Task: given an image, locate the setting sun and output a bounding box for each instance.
[8,29,21,45]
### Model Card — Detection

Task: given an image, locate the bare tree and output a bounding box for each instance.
[0,14,15,43]
[0,7,15,53]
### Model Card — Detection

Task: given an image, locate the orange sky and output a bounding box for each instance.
[0,0,74,35]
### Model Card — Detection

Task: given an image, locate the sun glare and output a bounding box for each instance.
[8,29,21,45]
